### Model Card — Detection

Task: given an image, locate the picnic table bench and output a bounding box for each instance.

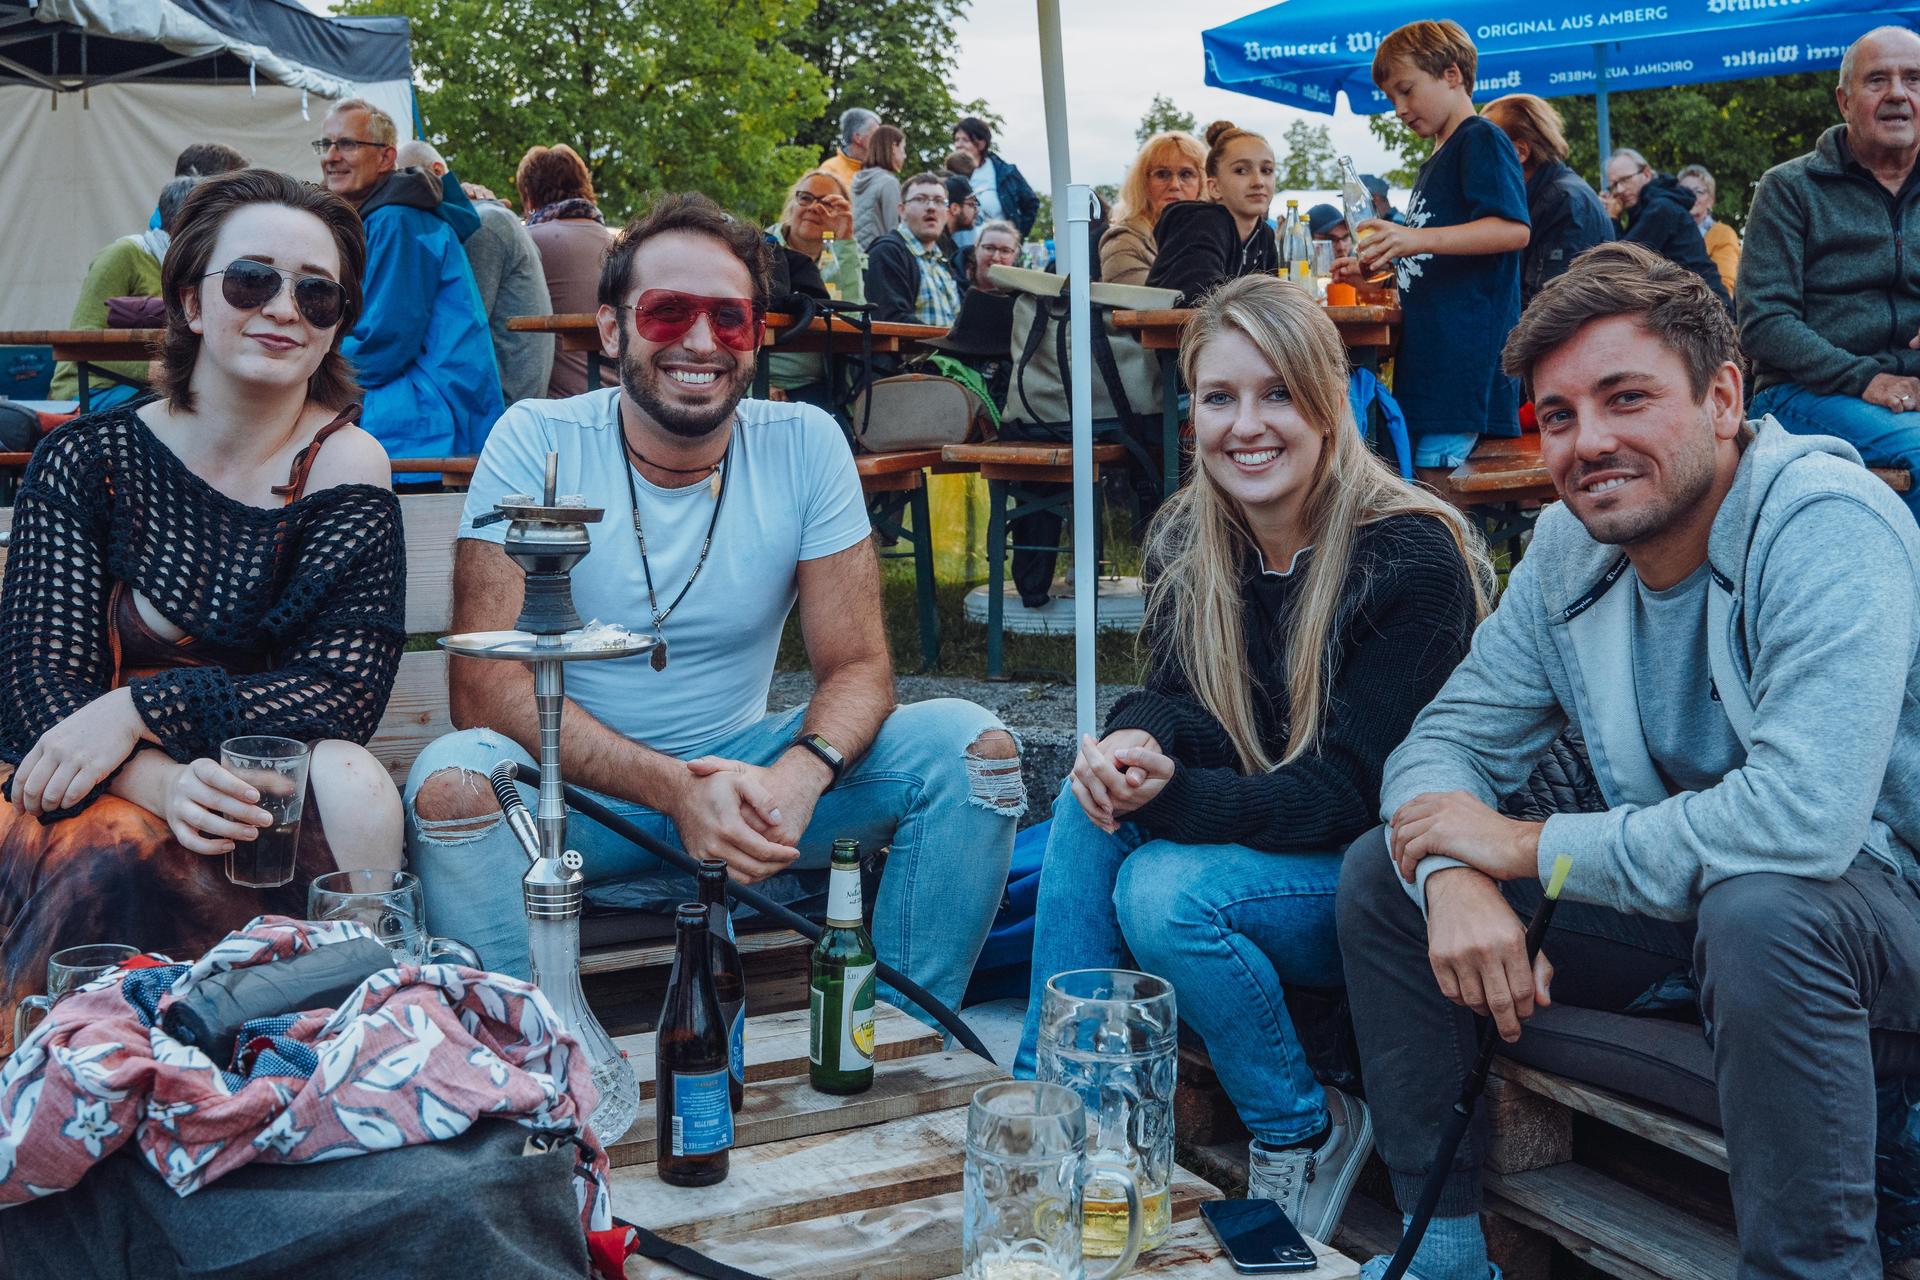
[608,1002,1358,1279]
[0,327,161,412]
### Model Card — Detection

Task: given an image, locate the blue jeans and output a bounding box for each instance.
[1013,784,1344,1145]
[1414,431,1479,469]
[403,699,1021,1021]
[1752,382,1920,521]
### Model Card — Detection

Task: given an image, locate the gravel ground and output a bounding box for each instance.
[769,672,1138,826]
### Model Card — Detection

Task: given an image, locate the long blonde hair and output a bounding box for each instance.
[1117,131,1207,233]
[1147,275,1494,772]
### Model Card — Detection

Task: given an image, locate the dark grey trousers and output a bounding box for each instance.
[1337,825,1920,1279]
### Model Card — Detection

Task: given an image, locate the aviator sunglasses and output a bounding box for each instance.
[617,289,763,352]
[202,259,348,329]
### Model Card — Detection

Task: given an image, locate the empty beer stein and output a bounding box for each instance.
[307,870,481,968]
[964,1080,1141,1280]
[13,943,141,1047]
[1036,969,1179,1255]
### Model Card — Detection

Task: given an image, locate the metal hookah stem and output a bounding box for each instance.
[533,657,567,863]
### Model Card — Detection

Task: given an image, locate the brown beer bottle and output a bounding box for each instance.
[697,858,747,1111]
[655,903,731,1186]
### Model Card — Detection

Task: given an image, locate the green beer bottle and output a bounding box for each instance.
[810,839,876,1094]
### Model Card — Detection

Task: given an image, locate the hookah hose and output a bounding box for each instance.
[1381,854,1573,1280]
[508,762,999,1065]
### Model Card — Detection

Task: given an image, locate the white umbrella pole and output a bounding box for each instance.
[1594,43,1613,182]
[1035,0,1096,742]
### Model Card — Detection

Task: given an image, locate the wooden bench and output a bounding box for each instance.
[942,441,1128,678]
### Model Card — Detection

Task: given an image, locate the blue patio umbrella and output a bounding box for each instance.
[1203,0,1920,166]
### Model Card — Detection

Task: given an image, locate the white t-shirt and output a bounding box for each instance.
[970,161,1004,222]
[459,388,871,756]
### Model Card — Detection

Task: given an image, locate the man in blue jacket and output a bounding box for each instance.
[952,117,1039,240]
[317,99,503,461]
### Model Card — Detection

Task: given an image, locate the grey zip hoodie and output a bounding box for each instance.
[1382,418,1920,919]
[852,168,902,251]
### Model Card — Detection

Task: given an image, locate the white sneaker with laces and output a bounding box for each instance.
[1245,1086,1374,1243]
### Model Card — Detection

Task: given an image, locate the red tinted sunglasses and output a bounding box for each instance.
[618,289,763,351]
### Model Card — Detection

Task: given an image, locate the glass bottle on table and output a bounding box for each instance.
[1291,214,1315,289]
[1340,155,1393,285]
[697,858,747,1111]
[810,839,876,1095]
[656,903,732,1187]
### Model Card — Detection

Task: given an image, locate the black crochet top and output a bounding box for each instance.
[1105,513,1477,852]
[0,408,406,816]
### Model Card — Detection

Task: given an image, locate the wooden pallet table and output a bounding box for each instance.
[611,1003,1358,1280]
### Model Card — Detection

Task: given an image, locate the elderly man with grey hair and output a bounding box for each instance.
[1742,25,1920,522]
[397,139,554,405]
[821,107,880,194]
[1600,145,1729,306]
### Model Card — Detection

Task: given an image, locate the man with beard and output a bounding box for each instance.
[1742,26,1920,524]
[1337,242,1920,1280]
[402,194,1022,1027]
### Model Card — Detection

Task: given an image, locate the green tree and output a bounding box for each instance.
[1364,114,1431,187]
[335,0,827,226]
[1277,119,1341,189]
[785,0,1000,176]
[1553,72,1838,227]
[1135,94,1197,145]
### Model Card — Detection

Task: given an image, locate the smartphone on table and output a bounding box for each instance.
[1198,1198,1320,1273]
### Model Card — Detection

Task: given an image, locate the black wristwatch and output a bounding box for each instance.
[793,732,846,781]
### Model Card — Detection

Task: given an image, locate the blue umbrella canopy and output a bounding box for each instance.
[1203,0,1919,114]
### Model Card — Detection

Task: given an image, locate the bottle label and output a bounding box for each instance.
[826,864,862,926]
[840,963,876,1067]
[670,1069,733,1156]
[725,1000,746,1085]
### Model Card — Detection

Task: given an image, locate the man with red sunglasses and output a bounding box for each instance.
[404,193,1023,1031]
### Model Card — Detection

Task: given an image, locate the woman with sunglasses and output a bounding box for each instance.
[766,169,858,410]
[1101,131,1207,286]
[0,168,407,1051]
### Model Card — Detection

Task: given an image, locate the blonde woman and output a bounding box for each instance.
[1014,275,1490,1238]
[1100,131,1207,285]
[1145,121,1280,304]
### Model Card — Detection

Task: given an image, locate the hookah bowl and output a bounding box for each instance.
[441,454,664,1146]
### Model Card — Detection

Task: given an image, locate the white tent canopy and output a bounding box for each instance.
[0,0,415,332]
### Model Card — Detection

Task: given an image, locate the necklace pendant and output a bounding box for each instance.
[709,470,722,500]
[650,642,668,672]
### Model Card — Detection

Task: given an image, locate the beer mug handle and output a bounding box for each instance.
[13,994,53,1048]
[1084,1161,1142,1280]
[425,936,482,968]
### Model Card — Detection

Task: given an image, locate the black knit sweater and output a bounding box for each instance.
[0,408,406,814]
[1106,513,1476,852]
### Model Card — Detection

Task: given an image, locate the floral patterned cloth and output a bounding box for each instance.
[0,916,611,1244]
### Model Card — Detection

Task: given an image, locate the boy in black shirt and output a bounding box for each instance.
[1339,20,1530,482]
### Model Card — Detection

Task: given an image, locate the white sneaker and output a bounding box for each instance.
[1245,1086,1374,1242]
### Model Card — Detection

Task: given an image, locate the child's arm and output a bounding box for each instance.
[1357,215,1528,270]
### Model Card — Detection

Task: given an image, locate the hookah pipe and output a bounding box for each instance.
[491,759,999,1065]
[1381,854,1574,1280]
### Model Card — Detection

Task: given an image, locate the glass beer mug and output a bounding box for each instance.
[964,1080,1141,1280]
[1036,969,1178,1255]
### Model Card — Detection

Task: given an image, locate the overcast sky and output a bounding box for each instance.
[949,0,1398,189]
[306,0,1401,190]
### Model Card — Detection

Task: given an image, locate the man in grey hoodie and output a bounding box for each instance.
[1742,26,1920,523]
[1338,242,1920,1280]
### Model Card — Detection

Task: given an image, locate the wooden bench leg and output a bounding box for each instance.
[985,478,1008,680]
[908,483,939,671]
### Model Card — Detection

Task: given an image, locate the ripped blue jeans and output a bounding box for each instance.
[403,699,1022,1022]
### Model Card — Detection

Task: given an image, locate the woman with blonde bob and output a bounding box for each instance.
[1101,130,1207,285]
[1015,274,1491,1239]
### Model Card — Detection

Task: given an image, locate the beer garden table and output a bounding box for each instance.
[1109,304,1402,498]
[606,1003,1357,1280]
[0,327,161,413]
